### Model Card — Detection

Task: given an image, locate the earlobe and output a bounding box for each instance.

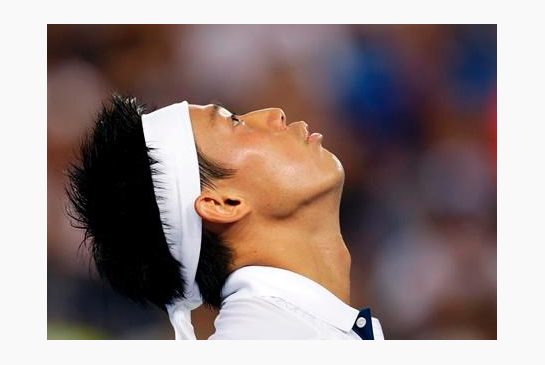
[194,191,250,224]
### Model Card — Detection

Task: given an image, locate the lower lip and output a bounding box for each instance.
[307,132,323,143]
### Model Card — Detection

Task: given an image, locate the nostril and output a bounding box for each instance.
[280,111,287,129]
[277,109,286,121]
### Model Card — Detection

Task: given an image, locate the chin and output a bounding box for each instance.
[327,151,345,186]
[316,152,344,198]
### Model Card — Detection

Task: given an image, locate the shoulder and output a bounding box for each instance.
[208,296,317,340]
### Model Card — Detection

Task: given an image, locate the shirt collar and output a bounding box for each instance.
[220,265,360,333]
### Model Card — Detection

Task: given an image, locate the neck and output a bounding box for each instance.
[229,188,352,305]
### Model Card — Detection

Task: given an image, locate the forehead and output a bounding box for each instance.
[188,103,231,126]
[187,103,232,156]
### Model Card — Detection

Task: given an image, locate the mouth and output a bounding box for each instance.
[307,132,323,143]
[303,123,323,144]
[289,121,323,144]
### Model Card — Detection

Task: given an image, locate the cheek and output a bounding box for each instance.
[242,144,313,185]
[234,145,327,211]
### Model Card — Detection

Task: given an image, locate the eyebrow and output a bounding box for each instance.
[208,103,227,126]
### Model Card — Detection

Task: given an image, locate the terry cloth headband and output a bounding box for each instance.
[141,101,203,340]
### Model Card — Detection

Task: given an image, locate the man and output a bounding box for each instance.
[67,94,384,340]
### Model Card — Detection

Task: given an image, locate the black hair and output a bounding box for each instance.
[66,94,235,310]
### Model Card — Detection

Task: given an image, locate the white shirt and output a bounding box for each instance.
[208,266,385,340]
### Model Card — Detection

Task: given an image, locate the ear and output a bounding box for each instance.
[194,190,251,224]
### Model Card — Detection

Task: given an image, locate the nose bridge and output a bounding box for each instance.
[246,107,286,129]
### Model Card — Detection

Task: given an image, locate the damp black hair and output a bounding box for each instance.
[66,94,235,310]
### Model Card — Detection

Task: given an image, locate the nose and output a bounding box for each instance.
[243,108,287,131]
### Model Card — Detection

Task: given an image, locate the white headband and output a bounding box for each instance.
[141,101,203,340]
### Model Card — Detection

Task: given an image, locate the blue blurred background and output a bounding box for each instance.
[47,24,496,339]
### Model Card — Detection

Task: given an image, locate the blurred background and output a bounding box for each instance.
[47,24,496,340]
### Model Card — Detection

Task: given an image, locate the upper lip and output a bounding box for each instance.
[289,121,309,141]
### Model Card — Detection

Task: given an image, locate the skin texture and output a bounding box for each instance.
[188,104,352,305]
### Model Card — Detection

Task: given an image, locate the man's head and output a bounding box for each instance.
[67,94,344,310]
[188,104,344,224]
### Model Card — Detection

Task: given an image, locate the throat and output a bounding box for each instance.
[238,225,353,306]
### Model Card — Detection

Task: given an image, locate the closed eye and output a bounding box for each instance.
[231,113,245,127]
